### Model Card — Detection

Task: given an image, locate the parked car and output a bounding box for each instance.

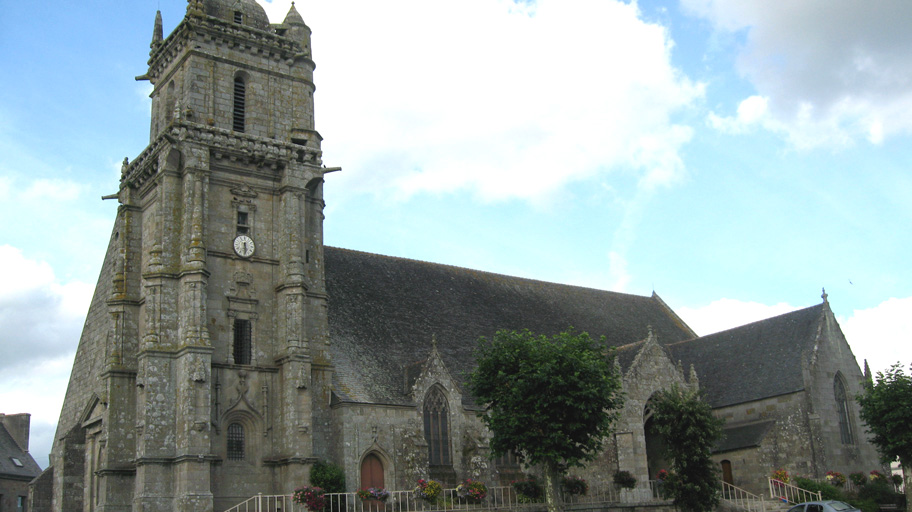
[788,501,861,512]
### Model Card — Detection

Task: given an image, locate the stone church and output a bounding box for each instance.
[30,1,881,511]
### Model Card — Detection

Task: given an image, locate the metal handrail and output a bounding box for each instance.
[224,480,666,512]
[768,479,822,505]
[722,481,767,512]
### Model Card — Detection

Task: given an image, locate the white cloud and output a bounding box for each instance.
[687,0,912,147]
[839,297,912,376]
[676,298,800,336]
[261,0,702,201]
[21,178,83,202]
[607,251,631,292]
[0,245,91,371]
[0,246,90,467]
[0,355,75,468]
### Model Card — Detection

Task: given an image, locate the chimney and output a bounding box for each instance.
[0,413,31,452]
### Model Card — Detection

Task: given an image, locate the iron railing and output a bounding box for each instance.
[768,479,821,505]
[224,481,668,512]
[722,481,768,512]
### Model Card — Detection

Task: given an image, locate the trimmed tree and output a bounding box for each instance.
[857,363,912,512]
[468,329,624,512]
[651,385,724,512]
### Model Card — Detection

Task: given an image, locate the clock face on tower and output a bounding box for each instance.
[233,235,255,258]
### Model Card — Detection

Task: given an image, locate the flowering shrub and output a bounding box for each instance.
[870,470,886,483]
[771,469,790,484]
[357,488,390,502]
[457,479,487,503]
[825,471,846,487]
[849,472,867,486]
[512,476,544,503]
[656,469,668,481]
[293,487,326,512]
[414,479,442,502]
[561,475,588,496]
[614,470,637,489]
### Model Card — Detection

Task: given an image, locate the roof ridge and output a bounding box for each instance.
[668,301,826,346]
[325,245,652,300]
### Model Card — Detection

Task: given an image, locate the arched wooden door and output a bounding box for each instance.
[361,454,385,511]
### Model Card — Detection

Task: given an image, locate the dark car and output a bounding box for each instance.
[788,501,862,512]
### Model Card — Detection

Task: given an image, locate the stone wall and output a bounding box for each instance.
[804,309,882,477]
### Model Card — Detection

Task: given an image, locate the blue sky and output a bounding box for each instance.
[1,0,910,467]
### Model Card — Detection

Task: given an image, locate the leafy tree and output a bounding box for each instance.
[651,385,724,512]
[468,329,624,512]
[310,459,346,493]
[857,363,912,512]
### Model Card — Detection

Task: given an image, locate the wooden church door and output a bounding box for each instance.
[361,453,384,489]
[361,453,385,510]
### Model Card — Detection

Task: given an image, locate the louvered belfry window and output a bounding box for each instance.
[227,423,245,460]
[423,388,451,466]
[233,76,246,132]
[233,319,251,365]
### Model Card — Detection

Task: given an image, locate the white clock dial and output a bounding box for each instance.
[233,235,255,258]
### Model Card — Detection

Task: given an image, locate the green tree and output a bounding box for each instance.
[651,385,724,512]
[857,363,912,512]
[310,459,346,493]
[468,329,624,512]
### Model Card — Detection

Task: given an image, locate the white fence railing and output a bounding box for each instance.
[768,479,821,506]
[722,481,767,512]
[225,481,668,512]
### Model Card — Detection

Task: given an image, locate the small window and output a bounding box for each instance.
[234,11,243,24]
[11,456,23,467]
[233,319,251,365]
[18,495,27,512]
[237,211,250,235]
[233,76,246,132]
[227,423,245,460]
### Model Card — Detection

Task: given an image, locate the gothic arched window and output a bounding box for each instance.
[834,375,855,445]
[423,387,451,466]
[233,75,246,132]
[227,423,245,460]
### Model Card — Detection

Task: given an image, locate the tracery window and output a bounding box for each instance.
[233,318,252,365]
[834,375,855,445]
[233,75,246,132]
[423,387,451,466]
[227,423,245,460]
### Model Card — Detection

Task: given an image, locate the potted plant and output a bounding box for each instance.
[771,469,790,485]
[293,486,326,512]
[457,479,488,503]
[414,479,442,503]
[357,488,390,502]
[826,471,846,487]
[850,472,867,487]
[614,470,637,489]
[561,475,588,496]
[512,476,544,503]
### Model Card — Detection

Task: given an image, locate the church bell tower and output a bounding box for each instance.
[48,1,336,510]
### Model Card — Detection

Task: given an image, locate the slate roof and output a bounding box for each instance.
[714,420,776,453]
[324,247,696,406]
[666,304,826,408]
[0,423,41,481]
